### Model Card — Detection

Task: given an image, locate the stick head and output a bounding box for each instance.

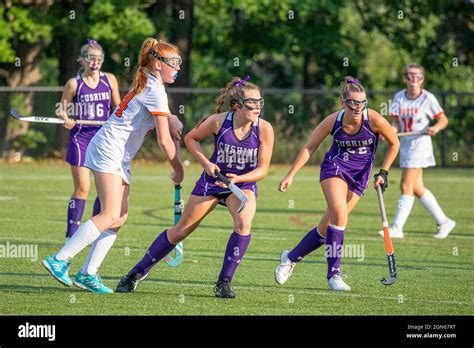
[216,172,248,213]
[10,108,21,120]
[236,196,248,213]
[381,276,397,286]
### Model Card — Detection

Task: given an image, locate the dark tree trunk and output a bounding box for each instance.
[1,38,45,159]
[169,0,194,128]
[55,0,84,155]
[302,52,319,126]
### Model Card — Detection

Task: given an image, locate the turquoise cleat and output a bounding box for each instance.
[73,272,113,294]
[42,254,72,287]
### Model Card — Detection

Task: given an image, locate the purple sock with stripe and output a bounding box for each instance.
[288,226,326,262]
[66,198,86,238]
[325,225,345,279]
[92,196,101,216]
[134,230,175,275]
[218,232,251,282]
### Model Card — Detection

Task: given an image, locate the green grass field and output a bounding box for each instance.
[0,162,472,315]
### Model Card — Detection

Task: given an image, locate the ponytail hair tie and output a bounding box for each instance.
[87,38,97,45]
[347,78,359,84]
[233,74,250,87]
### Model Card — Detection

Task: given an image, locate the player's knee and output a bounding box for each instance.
[400,181,414,194]
[73,186,89,199]
[101,212,122,228]
[413,185,425,198]
[330,210,347,226]
[168,226,191,243]
[234,218,252,234]
[117,212,128,226]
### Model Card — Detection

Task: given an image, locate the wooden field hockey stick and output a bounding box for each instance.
[376,185,397,285]
[11,108,105,126]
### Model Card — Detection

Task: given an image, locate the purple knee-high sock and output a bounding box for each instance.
[133,230,175,275]
[66,198,86,238]
[325,225,345,279]
[92,196,101,217]
[218,232,251,282]
[288,226,326,262]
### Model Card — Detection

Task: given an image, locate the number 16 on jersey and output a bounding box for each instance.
[165,185,184,267]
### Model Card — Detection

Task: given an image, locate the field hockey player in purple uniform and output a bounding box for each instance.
[276,77,400,291]
[117,76,274,298]
[57,39,121,240]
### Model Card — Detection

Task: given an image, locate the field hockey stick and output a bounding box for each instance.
[10,108,105,126]
[165,184,184,267]
[165,139,184,266]
[376,185,397,286]
[397,131,427,137]
[215,172,248,213]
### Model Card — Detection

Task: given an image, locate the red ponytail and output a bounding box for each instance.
[130,38,179,95]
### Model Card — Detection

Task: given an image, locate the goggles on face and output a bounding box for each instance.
[404,72,424,81]
[234,97,264,110]
[149,50,182,69]
[343,98,367,110]
[84,53,104,64]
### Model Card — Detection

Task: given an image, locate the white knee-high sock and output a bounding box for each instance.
[81,229,117,275]
[56,220,101,261]
[392,195,415,230]
[419,190,448,225]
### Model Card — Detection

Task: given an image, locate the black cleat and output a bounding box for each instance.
[214,280,236,299]
[116,269,148,293]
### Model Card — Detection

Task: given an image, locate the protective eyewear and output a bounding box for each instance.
[343,99,367,110]
[150,50,182,69]
[404,72,424,81]
[84,53,104,64]
[235,97,264,110]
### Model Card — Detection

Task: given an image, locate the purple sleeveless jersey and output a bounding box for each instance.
[320,109,379,196]
[66,72,112,167]
[191,111,260,202]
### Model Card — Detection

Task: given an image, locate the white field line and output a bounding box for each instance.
[1,174,473,183]
[0,196,17,201]
[1,222,473,242]
[2,238,471,272]
[0,233,286,243]
[137,278,473,307]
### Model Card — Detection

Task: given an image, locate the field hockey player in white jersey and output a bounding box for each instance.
[42,38,184,293]
[379,63,455,239]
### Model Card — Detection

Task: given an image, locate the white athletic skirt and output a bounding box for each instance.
[84,138,131,185]
[399,135,436,168]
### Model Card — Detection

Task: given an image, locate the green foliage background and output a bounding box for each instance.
[0,0,472,164]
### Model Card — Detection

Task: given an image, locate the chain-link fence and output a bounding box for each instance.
[1,87,473,166]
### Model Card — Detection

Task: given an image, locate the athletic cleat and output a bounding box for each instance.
[378,224,404,239]
[73,272,113,293]
[42,254,72,287]
[275,250,296,285]
[328,274,351,291]
[434,218,456,239]
[214,280,236,299]
[116,270,148,293]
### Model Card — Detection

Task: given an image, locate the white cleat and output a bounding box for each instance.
[434,218,456,239]
[378,224,404,239]
[275,250,296,285]
[328,274,351,291]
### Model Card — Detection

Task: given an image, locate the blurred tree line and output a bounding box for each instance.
[0,0,472,164]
